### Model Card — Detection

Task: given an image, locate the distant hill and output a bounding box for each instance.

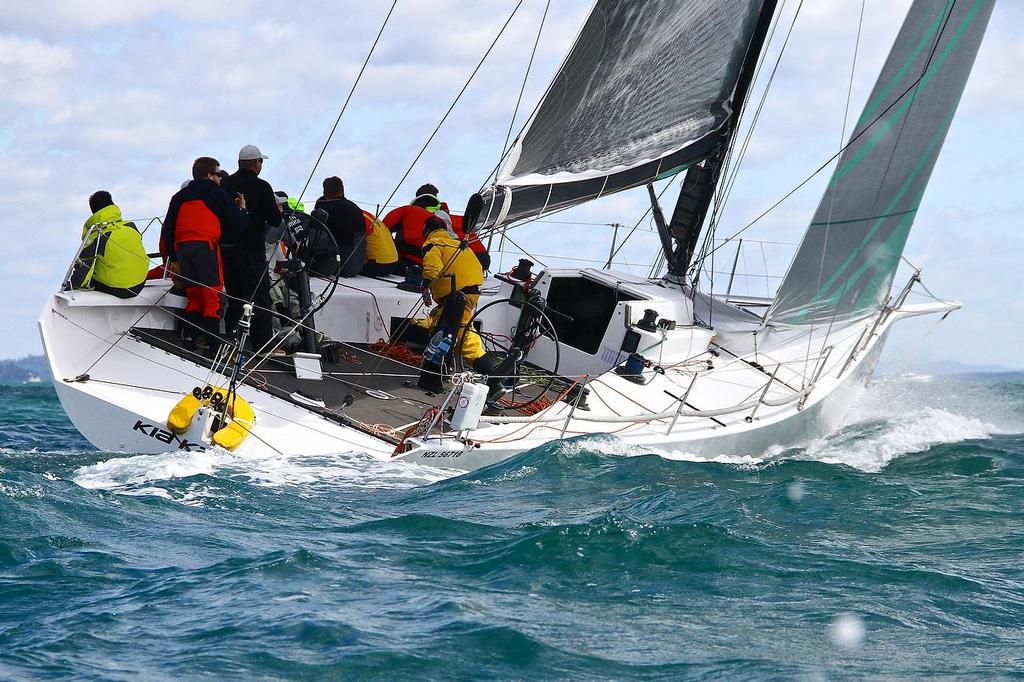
[879,358,1022,376]
[0,355,51,383]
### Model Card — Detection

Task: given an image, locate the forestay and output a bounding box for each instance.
[476,0,772,231]
[768,0,994,327]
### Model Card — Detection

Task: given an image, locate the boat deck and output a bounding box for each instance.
[129,327,559,442]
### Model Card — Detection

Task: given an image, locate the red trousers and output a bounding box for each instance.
[177,241,224,319]
[184,284,223,318]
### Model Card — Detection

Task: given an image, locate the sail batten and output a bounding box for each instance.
[477,0,772,232]
[767,0,994,327]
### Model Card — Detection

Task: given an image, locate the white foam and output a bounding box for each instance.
[805,372,1013,472]
[74,449,225,490]
[562,434,767,467]
[578,374,1010,473]
[806,406,998,472]
[72,447,455,499]
[558,434,652,458]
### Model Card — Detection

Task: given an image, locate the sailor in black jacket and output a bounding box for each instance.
[314,176,366,278]
[221,144,282,353]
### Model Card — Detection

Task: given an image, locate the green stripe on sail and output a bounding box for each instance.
[828,0,983,188]
[783,2,982,324]
[655,162,691,181]
[849,210,918,312]
[786,103,959,324]
[855,0,953,129]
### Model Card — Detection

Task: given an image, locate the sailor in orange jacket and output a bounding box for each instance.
[382,184,441,268]
[161,157,248,355]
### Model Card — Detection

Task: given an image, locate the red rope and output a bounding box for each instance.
[369,338,423,366]
[392,407,438,456]
[501,393,554,415]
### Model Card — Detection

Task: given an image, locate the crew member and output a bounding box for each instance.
[361,209,399,277]
[382,183,442,270]
[162,157,247,355]
[315,176,366,277]
[221,144,281,352]
[68,191,149,298]
[419,215,487,367]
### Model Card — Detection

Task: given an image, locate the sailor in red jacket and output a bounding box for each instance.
[382,183,444,269]
[161,156,248,355]
[383,183,491,272]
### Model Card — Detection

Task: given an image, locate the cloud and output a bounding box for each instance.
[0,0,1020,367]
[4,0,245,32]
[0,35,74,107]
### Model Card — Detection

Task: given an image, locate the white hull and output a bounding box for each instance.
[40,272,953,474]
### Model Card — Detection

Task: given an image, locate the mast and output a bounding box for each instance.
[664,0,778,279]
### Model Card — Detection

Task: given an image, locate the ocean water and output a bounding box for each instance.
[1,373,1022,680]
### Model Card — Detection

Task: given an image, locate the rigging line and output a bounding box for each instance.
[604,175,681,265]
[497,232,547,268]
[888,310,949,371]
[911,276,946,304]
[79,287,173,376]
[297,0,398,206]
[490,0,550,184]
[713,0,795,224]
[477,0,592,195]
[692,0,802,283]
[760,241,771,297]
[690,0,795,287]
[809,0,867,375]
[381,0,525,211]
[647,248,665,280]
[485,0,549,254]
[697,56,950,268]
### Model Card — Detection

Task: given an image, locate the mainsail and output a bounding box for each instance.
[476,0,775,232]
[767,0,994,327]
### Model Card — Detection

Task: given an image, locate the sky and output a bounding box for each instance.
[2,0,1021,368]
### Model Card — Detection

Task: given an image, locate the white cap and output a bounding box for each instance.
[239,144,268,161]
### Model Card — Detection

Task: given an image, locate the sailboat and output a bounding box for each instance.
[38,0,994,472]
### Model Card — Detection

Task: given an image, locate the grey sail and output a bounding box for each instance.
[767,0,994,327]
[476,0,773,232]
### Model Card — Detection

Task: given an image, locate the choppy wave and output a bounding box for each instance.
[1,375,1023,679]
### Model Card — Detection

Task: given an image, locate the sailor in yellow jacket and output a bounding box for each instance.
[67,191,150,298]
[419,215,485,364]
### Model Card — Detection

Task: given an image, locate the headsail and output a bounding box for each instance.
[477,0,774,232]
[767,0,994,327]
